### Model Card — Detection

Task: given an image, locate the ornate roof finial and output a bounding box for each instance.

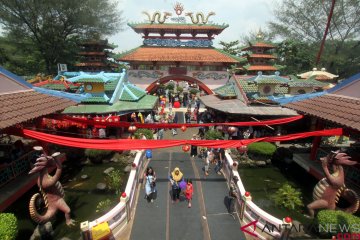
[174,2,184,16]
[256,28,265,41]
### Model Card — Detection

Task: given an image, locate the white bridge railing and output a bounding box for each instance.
[223,151,289,239]
[80,150,144,240]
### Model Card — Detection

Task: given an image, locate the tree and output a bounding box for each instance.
[218,40,241,56]
[269,0,360,76]
[0,0,124,74]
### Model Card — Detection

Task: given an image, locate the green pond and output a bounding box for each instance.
[5,158,128,240]
[239,162,317,225]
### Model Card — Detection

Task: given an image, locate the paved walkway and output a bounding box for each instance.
[129,111,245,240]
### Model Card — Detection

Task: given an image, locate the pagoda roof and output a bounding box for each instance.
[63,95,158,114]
[242,42,275,51]
[69,72,115,83]
[118,46,240,63]
[248,54,276,59]
[235,76,289,95]
[247,73,289,85]
[297,69,338,80]
[128,23,228,34]
[213,83,237,98]
[243,65,279,71]
[80,40,114,49]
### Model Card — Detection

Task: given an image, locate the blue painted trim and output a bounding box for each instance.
[109,70,126,104]
[327,72,360,93]
[33,87,87,103]
[269,91,327,105]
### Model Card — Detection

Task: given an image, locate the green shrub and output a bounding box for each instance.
[176,86,183,92]
[317,210,360,234]
[247,142,276,158]
[205,129,224,140]
[273,183,303,210]
[0,213,18,240]
[189,88,199,95]
[85,149,114,164]
[96,199,113,213]
[105,170,123,194]
[134,128,153,140]
[165,83,175,90]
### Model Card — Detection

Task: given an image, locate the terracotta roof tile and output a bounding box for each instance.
[0,90,76,130]
[285,94,360,131]
[242,42,275,51]
[248,54,276,59]
[118,47,239,63]
[246,65,278,71]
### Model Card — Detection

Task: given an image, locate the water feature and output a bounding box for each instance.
[5,152,130,240]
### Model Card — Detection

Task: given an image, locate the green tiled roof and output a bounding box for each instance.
[247,74,289,84]
[63,95,158,114]
[81,96,109,103]
[256,79,286,84]
[126,85,146,98]
[73,78,105,83]
[237,79,258,93]
[213,84,237,98]
[41,84,79,91]
[275,85,289,94]
[105,79,119,92]
[289,75,328,88]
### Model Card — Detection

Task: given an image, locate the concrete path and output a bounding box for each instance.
[129,111,245,240]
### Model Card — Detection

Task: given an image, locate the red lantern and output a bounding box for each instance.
[228,126,236,135]
[245,191,251,197]
[181,125,187,132]
[182,145,190,152]
[121,192,127,198]
[128,125,137,133]
[131,162,137,168]
[284,217,292,223]
[173,101,181,108]
[113,116,120,122]
[94,116,100,122]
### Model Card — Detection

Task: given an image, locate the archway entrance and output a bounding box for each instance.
[146,75,213,95]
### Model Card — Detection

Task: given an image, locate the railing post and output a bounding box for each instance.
[80,221,91,240]
[280,217,292,240]
[120,193,130,222]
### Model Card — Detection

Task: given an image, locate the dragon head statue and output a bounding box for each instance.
[29,146,61,174]
[321,150,357,166]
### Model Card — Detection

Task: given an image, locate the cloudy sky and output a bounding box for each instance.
[110,0,278,53]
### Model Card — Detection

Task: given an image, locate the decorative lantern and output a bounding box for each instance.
[181,125,187,132]
[113,116,120,122]
[245,191,251,197]
[94,116,100,122]
[121,192,127,198]
[228,126,236,135]
[131,162,137,168]
[182,145,190,152]
[173,101,181,108]
[128,125,137,133]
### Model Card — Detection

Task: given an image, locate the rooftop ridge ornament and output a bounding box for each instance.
[142,11,172,24]
[185,11,215,24]
[173,2,184,16]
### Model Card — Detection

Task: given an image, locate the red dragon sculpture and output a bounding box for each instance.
[28,147,75,226]
[307,151,359,218]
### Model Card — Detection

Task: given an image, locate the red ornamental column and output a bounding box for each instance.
[310,119,324,161]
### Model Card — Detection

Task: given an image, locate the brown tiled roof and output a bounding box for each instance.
[0,90,76,130]
[285,94,360,131]
[118,47,239,63]
[242,42,275,51]
[248,54,276,59]
[246,65,278,71]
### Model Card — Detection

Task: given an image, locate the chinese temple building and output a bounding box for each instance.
[241,32,281,75]
[75,39,118,72]
[297,68,339,84]
[118,3,243,93]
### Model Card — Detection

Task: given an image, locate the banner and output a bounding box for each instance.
[23,128,343,151]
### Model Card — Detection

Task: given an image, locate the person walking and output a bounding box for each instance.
[185,179,194,208]
[169,167,184,203]
[190,134,198,158]
[143,167,157,203]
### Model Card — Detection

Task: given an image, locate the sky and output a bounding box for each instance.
[110,0,278,53]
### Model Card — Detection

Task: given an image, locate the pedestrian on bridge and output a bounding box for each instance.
[169,167,184,203]
[144,167,157,203]
[185,179,193,208]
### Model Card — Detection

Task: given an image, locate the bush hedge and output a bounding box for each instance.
[84,149,114,164]
[0,213,18,240]
[134,128,154,140]
[205,129,224,140]
[247,142,277,158]
[317,210,360,234]
[273,183,303,210]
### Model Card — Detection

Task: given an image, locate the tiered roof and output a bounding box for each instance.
[119,47,240,63]
[297,68,338,81]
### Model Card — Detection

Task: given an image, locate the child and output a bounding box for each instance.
[204,151,210,176]
[185,179,193,208]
